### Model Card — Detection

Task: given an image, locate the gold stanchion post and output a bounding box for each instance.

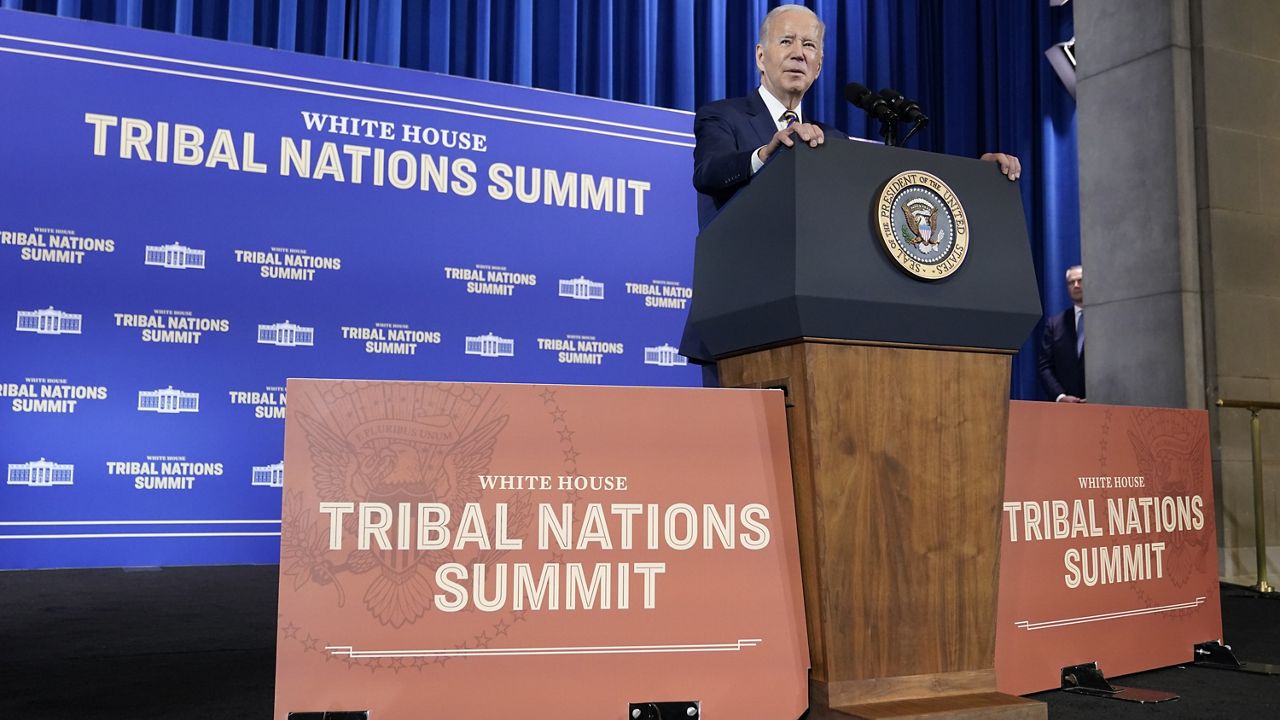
[1249,408,1274,593]
[1218,399,1278,594]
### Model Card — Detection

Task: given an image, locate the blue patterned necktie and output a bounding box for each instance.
[780,110,799,128]
[1076,309,1084,357]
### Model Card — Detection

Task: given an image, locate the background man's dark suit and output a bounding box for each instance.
[1038,307,1085,399]
[691,91,846,229]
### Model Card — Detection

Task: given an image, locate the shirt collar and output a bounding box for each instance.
[757,86,801,128]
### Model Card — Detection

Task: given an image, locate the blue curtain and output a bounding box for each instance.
[5,0,1078,400]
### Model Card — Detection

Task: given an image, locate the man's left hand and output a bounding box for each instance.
[757,122,825,165]
[981,152,1021,181]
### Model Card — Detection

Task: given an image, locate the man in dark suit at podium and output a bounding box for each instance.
[692,5,840,229]
[1038,265,1086,402]
[683,4,1023,366]
[691,4,1023,230]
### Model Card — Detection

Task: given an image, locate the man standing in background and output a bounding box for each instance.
[1039,265,1086,402]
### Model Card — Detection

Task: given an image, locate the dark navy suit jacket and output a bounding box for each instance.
[691,91,847,229]
[683,91,847,364]
[1037,307,1085,399]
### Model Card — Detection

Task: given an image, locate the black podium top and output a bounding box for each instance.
[681,139,1042,361]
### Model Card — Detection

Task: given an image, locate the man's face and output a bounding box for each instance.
[756,10,823,107]
[1066,267,1083,305]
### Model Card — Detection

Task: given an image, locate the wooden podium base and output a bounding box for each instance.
[818,692,1045,720]
[718,340,1046,720]
[808,673,1045,719]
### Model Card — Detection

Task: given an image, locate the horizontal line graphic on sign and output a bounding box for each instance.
[326,639,764,658]
[0,532,282,540]
[0,520,281,526]
[0,42,695,148]
[0,32,694,137]
[1014,597,1208,631]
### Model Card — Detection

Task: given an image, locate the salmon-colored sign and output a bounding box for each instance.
[995,401,1222,694]
[274,380,808,718]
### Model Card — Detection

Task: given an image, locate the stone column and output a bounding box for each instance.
[1076,0,1280,582]
[1193,0,1280,583]
[1075,0,1203,409]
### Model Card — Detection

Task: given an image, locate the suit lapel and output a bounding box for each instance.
[745,91,778,149]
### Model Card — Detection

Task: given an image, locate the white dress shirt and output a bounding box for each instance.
[750,86,802,174]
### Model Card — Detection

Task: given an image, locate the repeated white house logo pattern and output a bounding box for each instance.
[8,458,75,486]
[644,344,687,367]
[465,332,516,358]
[144,242,206,269]
[252,462,284,488]
[258,321,315,347]
[138,386,200,414]
[16,307,82,335]
[558,276,605,300]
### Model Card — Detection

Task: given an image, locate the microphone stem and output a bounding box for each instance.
[879,118,898,147]
[900,118,927,146]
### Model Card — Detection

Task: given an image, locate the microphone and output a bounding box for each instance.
[877,88,929,125]
[844,82,898,124]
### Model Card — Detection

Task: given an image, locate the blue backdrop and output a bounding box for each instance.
[0,8,702,568]
[3,0,1082,400]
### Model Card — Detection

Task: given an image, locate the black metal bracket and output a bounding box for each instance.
[628,700,700,719]
[1193,640,1280,675]
[1060,662,1178,703]
[734,377,794,409]
[878,118,899,147]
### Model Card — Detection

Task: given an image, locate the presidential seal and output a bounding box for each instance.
[875,171,969,280]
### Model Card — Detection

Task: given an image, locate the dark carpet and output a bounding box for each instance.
[0,566,1276,718]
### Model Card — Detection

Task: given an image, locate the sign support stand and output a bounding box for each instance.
[1192,640,1280,675]
[1059,662,1177,703]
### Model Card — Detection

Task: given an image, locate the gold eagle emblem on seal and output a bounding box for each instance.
[875,170,969,280]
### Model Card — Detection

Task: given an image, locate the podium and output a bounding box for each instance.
[683,141,1046,719]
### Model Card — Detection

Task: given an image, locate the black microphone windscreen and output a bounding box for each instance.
[878,87,904,103]
[844,82,873,106]
[878,87,927,124]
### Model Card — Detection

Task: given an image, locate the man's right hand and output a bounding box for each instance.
[1056,395,1086,403]
[757,122,825,164]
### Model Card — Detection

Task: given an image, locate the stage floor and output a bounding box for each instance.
[1,565,1277,719]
